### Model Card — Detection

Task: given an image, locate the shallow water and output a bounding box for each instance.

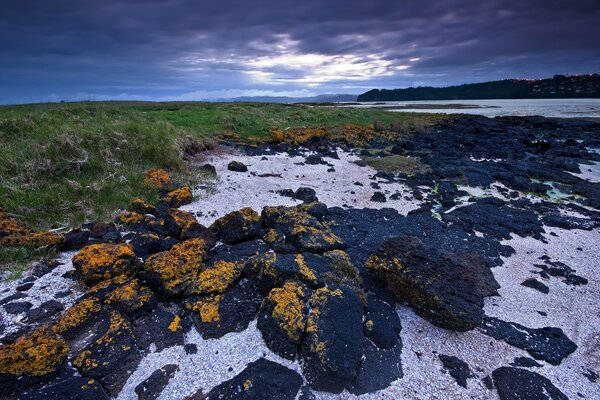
[344,99,600,118]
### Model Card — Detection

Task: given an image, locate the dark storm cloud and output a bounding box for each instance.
[1,0,599,103]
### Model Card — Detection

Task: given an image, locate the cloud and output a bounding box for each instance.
[1,0,599,103]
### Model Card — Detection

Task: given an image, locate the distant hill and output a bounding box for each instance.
[357,74,600,102]
[214,93,357,103]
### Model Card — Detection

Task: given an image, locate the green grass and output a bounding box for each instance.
[0,101,438,229]
[0,246,57,280]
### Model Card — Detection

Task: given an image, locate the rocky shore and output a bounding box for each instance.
[1,115,599,399]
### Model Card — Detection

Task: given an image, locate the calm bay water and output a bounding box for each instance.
[347,99,600,118]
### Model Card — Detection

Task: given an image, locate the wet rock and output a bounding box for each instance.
[363,293,401,350]
[210,208,261,244]
[135,364,179,400]
[4,301,32,314]
[294,187,318,203]
[366,236,491,331]
[492,367,568,400]
[521,278,549,294]
[143,238,206,296]
[61,230,90,251]
[187,278,263,339]
[160,186,193,208]
[207,358,303,400]
[72,243,139,286]
[478,316,577,365]
[301,285,364,392]
[134,308,184,352]
[257,281,310,360]
[228,160,248,172]
[370,192,386,202]
[72,310,140,396]
[25,300,65,324]
[438,354,475,388]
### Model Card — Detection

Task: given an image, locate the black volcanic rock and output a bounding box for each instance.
[492,367,568,400]
[207,358,303,400]
[479,317,577,365]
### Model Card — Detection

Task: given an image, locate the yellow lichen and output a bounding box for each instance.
[242,379,253,390]
[196,296,221,323]
[268,281,306,342]
[103,278,154,312]
[365,255,403,273]
[144,168,172,189]
[128,198,156,214]
[52,298,103,335]
[144,238,205,294]
[72,243,137,284]
[0,230,64,247]
[294,254,317,284]
[0,326,68,377]
[161,186,193,207]
[168,315,181,332]
[117,211,144,225]
[365,320,374,331]
[188,260,243,294]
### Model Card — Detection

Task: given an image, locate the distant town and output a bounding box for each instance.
[357,74,600,101]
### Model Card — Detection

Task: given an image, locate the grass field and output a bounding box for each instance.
[0,101,438,230]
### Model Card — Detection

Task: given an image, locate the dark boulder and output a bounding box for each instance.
[207,358,303,400]
[366,236,492,331]
[257,281,310,360]
[301,285,364,392]
[363,293,402,350]
[61,230,90,251]
[210,208,261,244]
[370,192,386,202]
[228,161,248,172]
[348,339,403,395]
[294,187,318,203]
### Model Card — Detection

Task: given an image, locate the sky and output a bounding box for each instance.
[1,0,599,104]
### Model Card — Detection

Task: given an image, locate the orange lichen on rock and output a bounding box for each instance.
[210,207,261,244]
[187,295,221,323]
[0,326,68,377]
[0,230,64,247]
[144,168,173,190]
[72,243,138,285]
[269,127,327,144]
[186,260,244,295]
[0,212,64,248]
[144,238,206,295]
[168,315,181,332]
[102,278,155,313]
[267,281,308,342]
[160,186,193,207]
[52,298,103,335]
[128,198,156,215]
[165,208,200,239]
